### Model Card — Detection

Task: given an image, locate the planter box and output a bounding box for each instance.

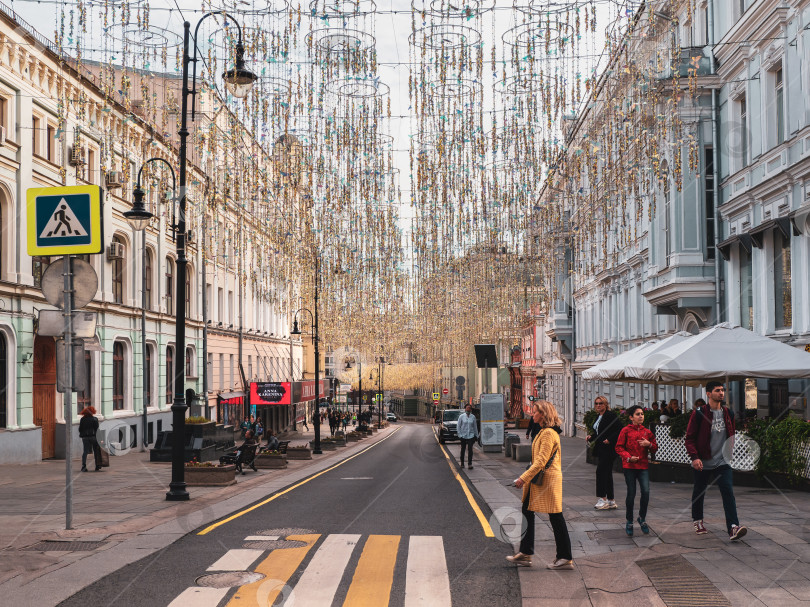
[317,441,337,451]
[255,454,287,469]
[286,447,312,460]
[346,433,360,442]
[185,464,237,487]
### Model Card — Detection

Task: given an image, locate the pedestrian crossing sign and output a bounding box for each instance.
[27,185,103,255]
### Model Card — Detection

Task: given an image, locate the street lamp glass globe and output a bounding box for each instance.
[124,188,153,231]
[223,68,257,98]
[125,213,152,231]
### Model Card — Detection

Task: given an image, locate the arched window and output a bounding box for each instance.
[113,341,124,410]
[166,346,175,405]
[111,235,125,304]
[165,257,174,315]
[76,350,92,412]
[185,346,194,378]
[185,264,192,318]
[145,344,153,407]
[144,249,153,310]
[0,331,6,428]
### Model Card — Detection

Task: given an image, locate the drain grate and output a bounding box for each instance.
[636,555,731,607]
[257,528,315,538]
[22,540,107,552]
[243,539,307,550]
[196,572,265,588]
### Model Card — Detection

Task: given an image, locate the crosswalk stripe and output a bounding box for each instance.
[243,535,280,542]
[207,549,264,572]
[404,536,452,607]
[290,534,361,606]
[225,534,320,606]
[343,535,400,607]
[168,587,229,607]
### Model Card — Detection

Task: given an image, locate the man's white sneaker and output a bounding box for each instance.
[594,498,606,509]
[607,500,618,509]
[547,559,574,570]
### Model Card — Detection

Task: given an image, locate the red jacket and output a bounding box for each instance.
[615,424,658,469]
[684,405,735,462]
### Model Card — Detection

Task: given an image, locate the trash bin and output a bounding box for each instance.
[504,433,520,458]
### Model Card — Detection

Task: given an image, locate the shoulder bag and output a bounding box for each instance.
[531,446,558,486]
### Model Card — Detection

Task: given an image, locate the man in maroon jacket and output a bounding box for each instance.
[684,381,747,540]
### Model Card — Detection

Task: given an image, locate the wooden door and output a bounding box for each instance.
[33,336,57,459]
[768,380,789,421]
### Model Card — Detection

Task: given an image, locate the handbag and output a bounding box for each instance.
[530,447,558,486]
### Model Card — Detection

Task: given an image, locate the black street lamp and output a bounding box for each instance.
[344,355,362,418]
[291,301,321,455]
[126,158,176,454]
[165,12,257,501]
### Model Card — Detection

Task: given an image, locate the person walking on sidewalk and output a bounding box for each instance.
[685,381,747,541]
[508,400,573,570]
[457,403,479,469]
[586,395,621,511]
[615,405,657,536]
[78,406,102,472]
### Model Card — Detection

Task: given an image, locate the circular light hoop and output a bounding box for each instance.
[110,25,183,49]
[497,75,556,97]
[326,78,390,99]
[208,0,289,16]
[502,22,576,48]
[426,78,482,98]
[256,76,293,98]
[308,28,377,55]
[517,0,582,15]
[423,0,488,18]
[309,0,377,18]
[409,24,481,50]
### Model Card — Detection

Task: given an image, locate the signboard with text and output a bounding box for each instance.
[251,382,291,405]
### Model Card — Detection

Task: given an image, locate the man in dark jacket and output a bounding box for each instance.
[685,381,746,540]
[78,406,102,471]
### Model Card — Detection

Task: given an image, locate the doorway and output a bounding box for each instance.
[33,336,57,459]
[768,379,789,421]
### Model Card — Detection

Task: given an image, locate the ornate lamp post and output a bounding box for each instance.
[125,158,176,453]
[165,11,257,501]
[291,301,321,455]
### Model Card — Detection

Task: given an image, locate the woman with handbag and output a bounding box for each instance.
[507,400,573,570]
[585,396,621,510]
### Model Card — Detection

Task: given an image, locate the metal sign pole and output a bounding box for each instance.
[62,255,74,530]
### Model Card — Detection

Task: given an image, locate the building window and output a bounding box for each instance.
[230,354,235,388]
[186,346,194,378]
[166,346,175,405]
[0,331,6,428]
[144,249,153,309]
[738,96,748,171]
[165,257,174,315]
[46,123,56,163]
[76,350,92,412]
[774,230,791,329]
[664,182,672,267]
[111,235,125,304]
[33,256,51,288]
[705,148,715,260]
[145,344,153,408]
[218,287,224,322]
[774,68,785,145]
[113,341,124,411]
[185,270,191,318]
[739,246,753,330]
[0,96,8,133]
[32,115,41,155]
[87,148,96,184]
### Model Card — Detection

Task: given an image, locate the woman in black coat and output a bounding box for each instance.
[585,396,621,509]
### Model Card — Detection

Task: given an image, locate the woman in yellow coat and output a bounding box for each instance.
[507,400,573,570]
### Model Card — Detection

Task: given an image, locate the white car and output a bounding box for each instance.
[386,412,398,422]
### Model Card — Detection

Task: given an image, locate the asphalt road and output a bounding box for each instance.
[59,423,521,606]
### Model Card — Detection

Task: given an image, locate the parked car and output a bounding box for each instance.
[386,412,397,422]
[438,409,463,443]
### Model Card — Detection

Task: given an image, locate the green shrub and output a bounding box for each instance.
[744,417,810,483]
[186,416,211,425]
[668,412,692,439]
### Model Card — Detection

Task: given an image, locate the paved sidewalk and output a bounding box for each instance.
[0,423,394,606]
[457,431,810,607]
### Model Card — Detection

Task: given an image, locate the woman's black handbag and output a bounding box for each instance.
[531,447,558,486]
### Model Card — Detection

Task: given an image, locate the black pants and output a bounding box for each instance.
[81,437,102,469]
[691,465,739,534]
[519,496,572,560]
[595,449,615,500]
[459,437,476,465]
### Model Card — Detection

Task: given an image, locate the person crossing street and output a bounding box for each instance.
[457,403,479,469]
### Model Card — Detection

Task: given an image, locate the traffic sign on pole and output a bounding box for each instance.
[442,388,449,395]
[432,392,440,400]
[27,185,103,256]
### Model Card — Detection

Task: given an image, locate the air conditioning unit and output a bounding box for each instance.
[0,125,6,145]
[105,171,123,190]
[69,145,86,166]
[107,242,124,261]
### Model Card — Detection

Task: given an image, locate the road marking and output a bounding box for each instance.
[225,534,320,606]
[433,429,495,537]
[168,587,229,607]
[206,548,264,571]
[243,535,279,541]
[198,427,402,535]
[291,534,361,605]
[404,536,452,607]
[343,535,400,607]
[340,477,373,480]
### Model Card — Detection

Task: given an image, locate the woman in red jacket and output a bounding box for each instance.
[615,405,658,536]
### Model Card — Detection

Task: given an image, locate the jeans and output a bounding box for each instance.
[595,450,615,500]
[623,469,650,522]
[691,465,739,534]
[459,437,476,465]
[518,497,572,561]
[81,437,102,469]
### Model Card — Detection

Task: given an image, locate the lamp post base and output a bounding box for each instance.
[166,484,190,501]
[312,447,323,455]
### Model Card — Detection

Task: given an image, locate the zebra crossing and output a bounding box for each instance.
[168,533,452,607]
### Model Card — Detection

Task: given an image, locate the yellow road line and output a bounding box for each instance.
[198,427,402,535]
[434,429,495,537]
[343,535,400,607]
[225,534,319,606]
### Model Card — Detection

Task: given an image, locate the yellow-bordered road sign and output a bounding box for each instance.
[432,392,440,400]
[27,185,103,255]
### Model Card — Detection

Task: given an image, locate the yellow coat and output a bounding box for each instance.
[518,427,563,514]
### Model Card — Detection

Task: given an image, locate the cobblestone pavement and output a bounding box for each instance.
[458,430,810,607]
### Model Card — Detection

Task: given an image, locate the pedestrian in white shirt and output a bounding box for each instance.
[457,404,479,469]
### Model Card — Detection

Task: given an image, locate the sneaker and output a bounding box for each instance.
[625,521,634,536]
[506,553,532,567]
[596,501,613,510]
[694,520,708,535]
[607,500,618,509]
[547,559,574,570]
[637,518,650,534]
[468,465,474,469]
[729,525,747,541]
[460,463,465,469]
[80,466,87,472]
[594,498,606,509]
